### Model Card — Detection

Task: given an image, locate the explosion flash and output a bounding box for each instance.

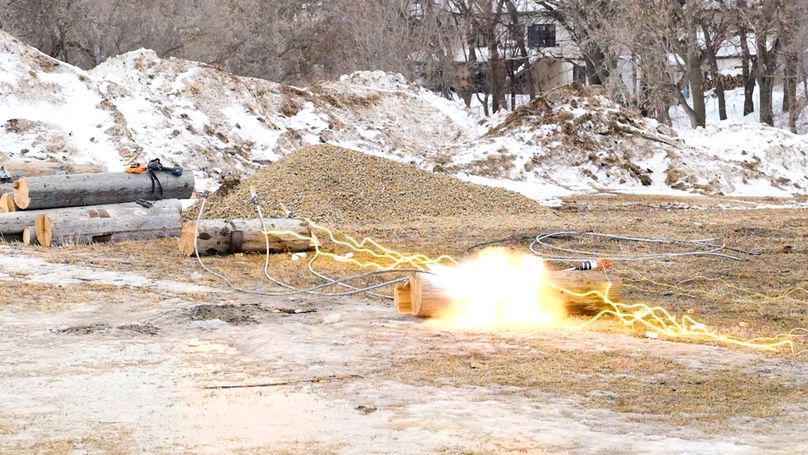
[253,218,804,353]
[424,248,568,329]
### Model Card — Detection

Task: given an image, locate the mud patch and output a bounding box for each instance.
[117,323,160,336]
[187,303,269,325]
[52,323,160,336]
[53,323,111,335]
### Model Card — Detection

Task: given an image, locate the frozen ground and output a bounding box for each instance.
[3,195,808,454]
[1,244,807,454]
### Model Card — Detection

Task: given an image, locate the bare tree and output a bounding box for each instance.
[699,3,732,121]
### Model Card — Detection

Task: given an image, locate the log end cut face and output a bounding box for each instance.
[12,179,29,210]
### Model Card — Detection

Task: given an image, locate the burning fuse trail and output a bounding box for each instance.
[255,219,803,352]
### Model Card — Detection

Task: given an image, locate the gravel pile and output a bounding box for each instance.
[195,145,548,224]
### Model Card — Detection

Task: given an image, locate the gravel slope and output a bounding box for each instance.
[194,144,550,224]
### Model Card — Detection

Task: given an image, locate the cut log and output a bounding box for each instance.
[1,193,15,212]
[178,219,316,256]
[22,226,36,245]
[34,199,182,247]
[34,215,51,247]
[13,171,194,210]
[0,200,182,237]
[400,270,622,318]
[394,281,412,314]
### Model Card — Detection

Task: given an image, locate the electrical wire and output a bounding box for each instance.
[530,231,747,262]
[192,193,425,298]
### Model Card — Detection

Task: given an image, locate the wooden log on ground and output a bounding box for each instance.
[178,219,316,256]
[394,281,412,314]
[22,226,36,245]
[34,199,182,247]
[401,270,622,318]
[13,171,194,210]
[0,193,15,213]
[0,200,182,237]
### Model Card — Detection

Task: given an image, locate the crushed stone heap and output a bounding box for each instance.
[195,144,549,224]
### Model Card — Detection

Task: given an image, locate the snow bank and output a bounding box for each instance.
[1,29,807,204]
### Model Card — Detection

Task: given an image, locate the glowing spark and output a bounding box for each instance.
[255,223,804,352]
[261,220,456,271]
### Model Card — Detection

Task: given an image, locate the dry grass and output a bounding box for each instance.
[0,282,134,311]
[7,194,808,428]
[390,340,807,426]
[21,194,808,341]
[7,434,134,454]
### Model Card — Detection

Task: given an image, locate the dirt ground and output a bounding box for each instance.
[2,194,808,454]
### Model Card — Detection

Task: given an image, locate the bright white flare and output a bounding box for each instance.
[428,248,567,329]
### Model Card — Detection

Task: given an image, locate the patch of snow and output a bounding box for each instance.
[1,29,806,205]
[0,250,218,294]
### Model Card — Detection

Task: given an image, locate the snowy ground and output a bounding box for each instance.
[2,30,808,205]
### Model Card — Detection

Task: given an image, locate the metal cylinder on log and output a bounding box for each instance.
[34,199,183,247]
[178,219,316,256]
[397,270,621,317]
[13,171,194,210]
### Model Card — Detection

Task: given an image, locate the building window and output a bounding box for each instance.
[528,24,556,48]
[475,33,487,48]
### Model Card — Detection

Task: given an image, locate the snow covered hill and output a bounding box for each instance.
[1,30,807,203]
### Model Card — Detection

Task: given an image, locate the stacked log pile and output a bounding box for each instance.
[0,171,193,246]
[1,169,316,254]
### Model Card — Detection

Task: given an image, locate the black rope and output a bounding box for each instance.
[148,169,163,200]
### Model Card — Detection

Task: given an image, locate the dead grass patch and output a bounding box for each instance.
[0,281,180,311]
[390,341,808,425]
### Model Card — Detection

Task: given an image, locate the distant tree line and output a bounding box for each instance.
[1,0,806,130]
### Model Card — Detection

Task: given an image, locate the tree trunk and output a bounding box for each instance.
[398,270,622,318]
[758,77,774,126]
[462,29,479,107]
[685,9,706,128]
[505,0,535,99]
[739,28,755,116]
[35,200,183,247]
[701,23,726,121]
[0,200,180,237]
[677,84,699,128]
[756,31,779,127]
[13,171,194,210]
[178,219,316,256]
[488,42,506,113]
[784,53,799,133]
